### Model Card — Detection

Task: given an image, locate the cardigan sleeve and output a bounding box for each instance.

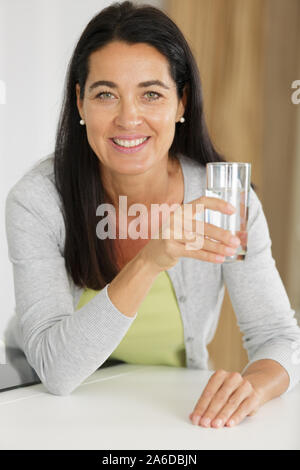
[5,172,137,396]
[222,187,300,394]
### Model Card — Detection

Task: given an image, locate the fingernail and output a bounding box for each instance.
[192,415,201,426]
[201,417,211,427]
[227,204,236,212]
[230,236,240,247]
[227,419,235,427]
[213,419,223,428]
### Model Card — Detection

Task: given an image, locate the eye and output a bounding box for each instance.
[95,91,114,100]
[144,91,161,101]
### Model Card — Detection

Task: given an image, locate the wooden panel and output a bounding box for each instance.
[286,105,300,322]
[262,0,300,283]
[167,0,264,189]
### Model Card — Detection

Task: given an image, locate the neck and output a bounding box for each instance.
[100,154,180,211]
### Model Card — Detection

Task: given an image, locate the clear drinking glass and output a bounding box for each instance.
[205,162,251,262]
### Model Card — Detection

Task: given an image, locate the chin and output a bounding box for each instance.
[112,153,154,171]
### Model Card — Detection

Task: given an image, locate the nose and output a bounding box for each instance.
[114,97,143,129]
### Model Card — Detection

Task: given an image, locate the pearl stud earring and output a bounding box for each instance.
[80,119,85,125]
[180,117,185,123]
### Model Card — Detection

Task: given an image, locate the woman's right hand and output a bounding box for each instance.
[140,196,241,272]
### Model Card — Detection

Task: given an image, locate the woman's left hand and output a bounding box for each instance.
[189,369,264,428]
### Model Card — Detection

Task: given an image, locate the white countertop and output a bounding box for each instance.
[0,363,299,450]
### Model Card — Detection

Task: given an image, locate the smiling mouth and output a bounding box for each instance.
[110,137,150,148]
[109,136,151,153]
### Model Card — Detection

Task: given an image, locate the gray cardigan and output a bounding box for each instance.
[4,153,300,395]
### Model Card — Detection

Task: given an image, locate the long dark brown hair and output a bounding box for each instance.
[54,0,235,290]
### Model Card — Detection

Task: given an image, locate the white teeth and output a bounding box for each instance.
[112,137,148,147]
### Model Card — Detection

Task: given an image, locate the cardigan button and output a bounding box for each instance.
[179,295,186,303]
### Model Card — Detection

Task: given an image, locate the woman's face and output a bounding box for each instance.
[76,41,186,175]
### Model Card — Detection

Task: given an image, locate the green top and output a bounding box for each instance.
[75,270,186,367]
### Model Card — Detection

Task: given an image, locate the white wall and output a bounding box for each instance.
[0,0,164,342]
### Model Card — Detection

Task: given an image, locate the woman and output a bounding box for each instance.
[5,1,300,429]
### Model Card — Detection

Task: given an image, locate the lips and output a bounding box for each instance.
[111,135,149,140]
[111,136,148,147]
[109,136,151,154]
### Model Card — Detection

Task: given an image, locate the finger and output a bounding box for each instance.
[210,378,253,428]
[171,227,231,262]
[183,232,205,251]
[191,196,236,216]
[166,227,205,252]
[190,370,228,425]
[183,233,239,257]
[183,245,226,263]
[225,393,261,427]
[201,237,238,257]
[198,372,244,428]
[204,223,241,248]
[181,234,225,262]
[181,230,232,260]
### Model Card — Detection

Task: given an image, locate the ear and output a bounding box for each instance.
[75,83,84,120]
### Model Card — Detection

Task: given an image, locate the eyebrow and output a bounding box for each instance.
[88,80,171,92]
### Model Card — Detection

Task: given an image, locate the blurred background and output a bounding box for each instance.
[1,0,299,373]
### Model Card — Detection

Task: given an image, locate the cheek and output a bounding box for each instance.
[87,111,105,130]
[153,118,176,154]
[85,114,108,147]
[150,105,176,124]
[149,108,177,139]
